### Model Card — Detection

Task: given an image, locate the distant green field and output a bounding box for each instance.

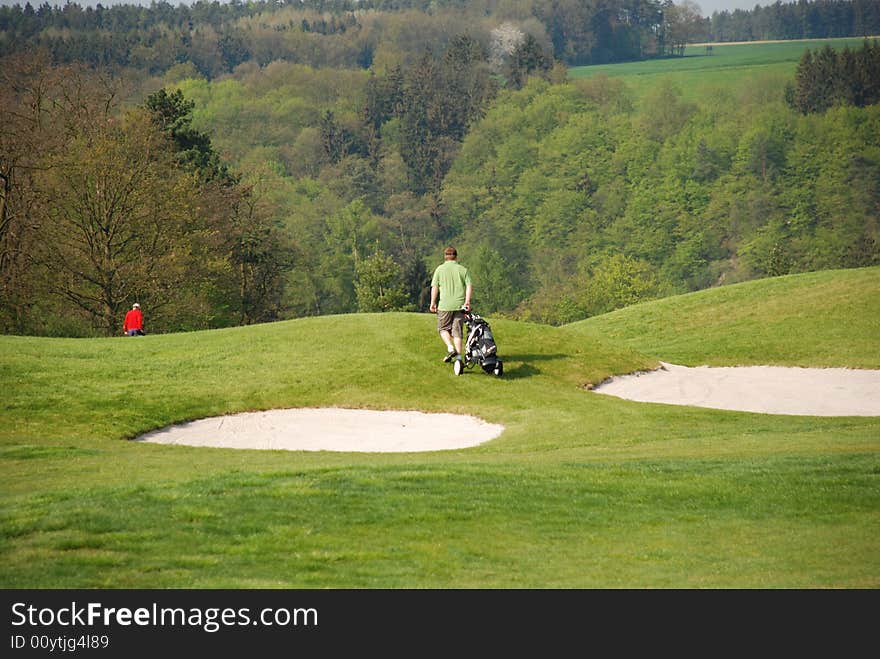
[569,37,879,101]
[1,267,878,588]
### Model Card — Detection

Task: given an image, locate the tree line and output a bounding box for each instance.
[3,1,879,78]
[785,39,880,113]
[0,0,708,77]
[2,19,879,336]
[708,0,880,43]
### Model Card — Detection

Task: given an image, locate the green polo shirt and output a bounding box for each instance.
[431,260,472,311]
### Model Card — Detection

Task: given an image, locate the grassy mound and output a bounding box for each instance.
[571,266,880,368]
[1,312,654,448]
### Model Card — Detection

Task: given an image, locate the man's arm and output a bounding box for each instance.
[429,285,439,313]
[464,283,472,311]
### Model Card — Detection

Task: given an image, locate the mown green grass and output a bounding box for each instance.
[573,266,880,368]
[1,268,878,588]
[569,37,877,101]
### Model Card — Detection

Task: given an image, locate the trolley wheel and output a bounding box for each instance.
[453,359,464,376]
[493,360,503,377]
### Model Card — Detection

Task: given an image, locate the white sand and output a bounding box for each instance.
[593,362,880,416]
[135,407,505,453]
[135,364,879,453]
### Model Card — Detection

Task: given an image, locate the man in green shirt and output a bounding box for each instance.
[429,246,473,363]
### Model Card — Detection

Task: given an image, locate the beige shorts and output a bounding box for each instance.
[437,310,465,338]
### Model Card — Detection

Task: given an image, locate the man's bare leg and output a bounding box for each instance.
[440,329,462,361]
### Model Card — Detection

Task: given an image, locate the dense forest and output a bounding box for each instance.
[3,0,880,75]
[0,0,700,73]
[709,0,880,42]
[1,1,878,336]
[785,39,880,112]
[444,46,880,323]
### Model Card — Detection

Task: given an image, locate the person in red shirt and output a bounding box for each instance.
[123,303,144,336]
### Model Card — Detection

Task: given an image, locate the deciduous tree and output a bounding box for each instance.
[37,108,205,335]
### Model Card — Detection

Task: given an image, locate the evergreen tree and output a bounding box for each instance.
[143,87,233,183]
[506,33,553,90]
[320,110,347,164]
[786,39,880,114]
[399,49,443,194]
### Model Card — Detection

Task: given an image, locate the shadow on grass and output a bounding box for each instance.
[490,353,568,380]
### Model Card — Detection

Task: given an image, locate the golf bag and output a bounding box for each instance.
[455,309,503,377]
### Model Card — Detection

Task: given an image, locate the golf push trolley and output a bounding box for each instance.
[453,307,503,377]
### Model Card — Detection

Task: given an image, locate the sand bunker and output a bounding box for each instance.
[135,407,505,453]
[593,362,880,416]
[135,365,878,453]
